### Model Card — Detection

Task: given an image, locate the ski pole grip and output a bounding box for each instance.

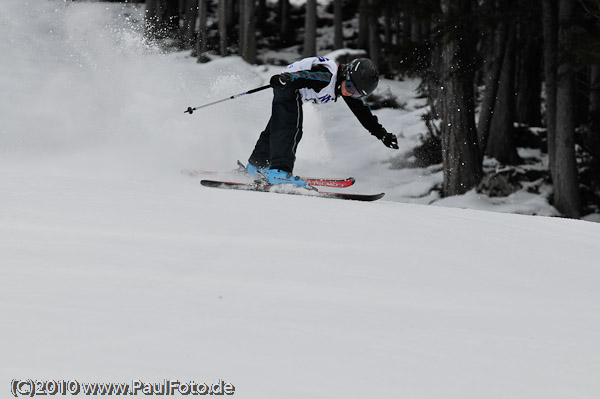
[247,85,272,94]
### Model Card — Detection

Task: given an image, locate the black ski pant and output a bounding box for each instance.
[248,87,303,173]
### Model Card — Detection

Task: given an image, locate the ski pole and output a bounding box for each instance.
[184,84,272,114]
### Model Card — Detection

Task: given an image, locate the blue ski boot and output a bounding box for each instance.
[267,169,308,188]
[244,162,269,178]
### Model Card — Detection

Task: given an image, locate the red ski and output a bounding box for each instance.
[200,180,384,202]
[187,161,356,188]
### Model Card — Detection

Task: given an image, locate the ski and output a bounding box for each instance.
[185,169,356,188]
[185,161,356,188]
[200,180,385,202]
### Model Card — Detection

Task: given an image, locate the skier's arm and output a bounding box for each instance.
[343,96,399,149]
[269,66,332,92]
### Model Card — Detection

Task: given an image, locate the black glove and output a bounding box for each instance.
[379,131,399,149]
[269,73,292,89]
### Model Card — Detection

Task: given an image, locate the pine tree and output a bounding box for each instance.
[303,0,317,57]
[515,0,543,127]
[219,0,228,56]
[280,0,293,46]
[486,21,521,165]
[241,0,256,63]
[368,0,380,65]
[195,0,208,59]
[554,0,581,217]
[358,0,369,49]
[180,0,198,49]
[542,0,558,178]
[439,0,482,196]
[334,0,344,49]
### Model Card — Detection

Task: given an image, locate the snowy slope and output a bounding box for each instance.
[2,1,600,398]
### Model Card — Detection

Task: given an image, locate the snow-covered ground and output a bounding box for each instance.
[2,1,600,398]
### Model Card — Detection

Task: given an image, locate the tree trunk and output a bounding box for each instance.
[195,0,208,59]
[334,0,343,49]
[358,0,369,49]
[554,0,580,217]
[219,0,227,56]
[486,23,521,165]
[515,1,543,126]
[585,65,600,159]
[368,0,379,65]
[440,0,482,196]
[181,0,198,49]
[477,0,508,158]
[280,0,293,46]
[303,0,317,57]
[542,0,558,179]
[425,3,443,121]
[241,0,256,63]
[226,0,235,29]
[239,0,245,54]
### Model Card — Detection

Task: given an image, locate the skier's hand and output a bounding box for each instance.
[270,73,292,89]
[380,132,399,149]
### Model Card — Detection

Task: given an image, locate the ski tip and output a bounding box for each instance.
[201,179,246,187]
[315,191,385,201]
[351,192,384,201]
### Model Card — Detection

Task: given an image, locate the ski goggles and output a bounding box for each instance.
[343,80,364,98]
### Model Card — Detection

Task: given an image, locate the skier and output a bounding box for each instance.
[246,56,399,188]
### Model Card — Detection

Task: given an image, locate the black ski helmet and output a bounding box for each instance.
[345,58,379,96]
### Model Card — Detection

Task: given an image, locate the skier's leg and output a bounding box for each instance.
[269,88,303,173]
[248,118,272,169]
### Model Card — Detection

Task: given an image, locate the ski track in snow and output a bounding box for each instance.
[1,1,600,398]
